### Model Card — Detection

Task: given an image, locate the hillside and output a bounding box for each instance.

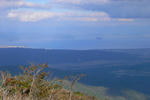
[0,64,150,100]
[0,64,97,100]
[0,48,150,99]
[63,81,150,100]
[0,48,150,69]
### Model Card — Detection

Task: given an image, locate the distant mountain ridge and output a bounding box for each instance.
[0,48,147,68]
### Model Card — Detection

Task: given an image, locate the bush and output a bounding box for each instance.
[0,64,97,100]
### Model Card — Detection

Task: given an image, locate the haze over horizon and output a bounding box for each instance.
[0,0,150,49]
[1,45,150,50]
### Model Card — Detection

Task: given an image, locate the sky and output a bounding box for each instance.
[0,0,150,49]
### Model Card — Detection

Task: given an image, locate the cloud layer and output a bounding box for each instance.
[0,0,51,9]
[8,10,112,22]
[52,0,109,5]
[52,0,150,18]
[0,0,149,22]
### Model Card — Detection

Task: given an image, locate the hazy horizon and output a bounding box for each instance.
[1,45,150,50]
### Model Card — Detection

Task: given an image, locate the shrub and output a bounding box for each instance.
[0,64,98,100]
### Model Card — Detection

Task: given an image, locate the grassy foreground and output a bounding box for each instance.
[0,64,97,100]
[0,64,150,100]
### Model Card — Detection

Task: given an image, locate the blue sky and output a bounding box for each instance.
[0,0,150,49]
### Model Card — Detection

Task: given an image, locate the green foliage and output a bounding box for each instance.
[64,81,150,100]
[0,64,98,100]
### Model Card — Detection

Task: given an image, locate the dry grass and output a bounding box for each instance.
[0,64,98,100]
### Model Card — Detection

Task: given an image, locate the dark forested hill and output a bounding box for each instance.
[0,48,149,69]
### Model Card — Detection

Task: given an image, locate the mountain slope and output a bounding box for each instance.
[0,48,147,69]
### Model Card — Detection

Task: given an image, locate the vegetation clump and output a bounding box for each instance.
[0,64,97,100]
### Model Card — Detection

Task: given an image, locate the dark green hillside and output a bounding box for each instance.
[63,81,150,100]
[0,64,97,100]
[1,63,150,95]
[0,64,150,100]
[0,48,140,67]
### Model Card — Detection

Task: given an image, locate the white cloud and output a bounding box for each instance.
[117,18,134,22]
[8,10,59,22]
[0,0,51,9]
[52,0,109,5]
[51,0,150,19]
[1,0,136,22]
[0,0,150,19]
[0,0,29,8]
[7,10,111,22]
